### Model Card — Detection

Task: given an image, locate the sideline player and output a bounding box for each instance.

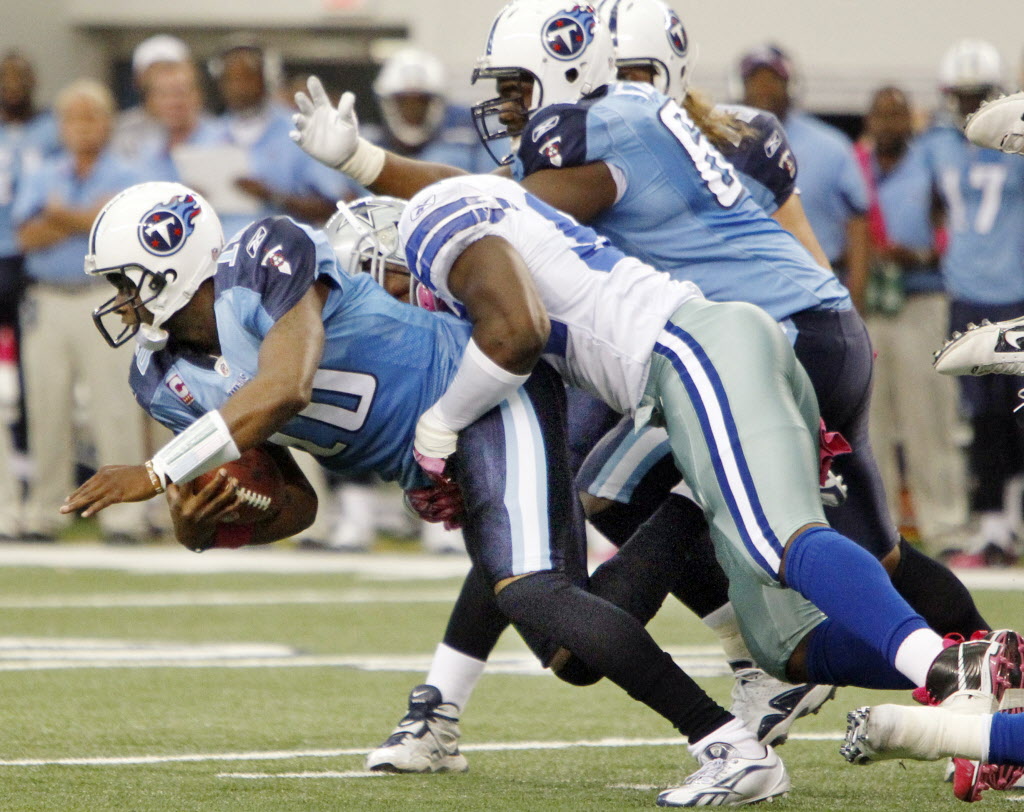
[65,181,802,807]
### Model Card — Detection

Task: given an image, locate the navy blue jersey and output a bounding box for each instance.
[715,104,797,214]
[130,216,471,489]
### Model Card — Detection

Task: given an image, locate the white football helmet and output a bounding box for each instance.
[373,48,448,149]
[600,0,691,102]
[85,181,223,350]
[471,0,616,164]
[940,39,1003,94]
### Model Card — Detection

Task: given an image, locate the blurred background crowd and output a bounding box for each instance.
[0,2,1022,567]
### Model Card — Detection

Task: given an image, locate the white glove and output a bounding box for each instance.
[289,76,385,184]
[289,76,358,169]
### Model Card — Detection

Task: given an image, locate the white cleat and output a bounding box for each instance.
[365,684,469,773]
[841,704,964,764]
[933,316,1024,376]
[657,743,790,807]
[730,667,836,747]
[964,91,1024,155]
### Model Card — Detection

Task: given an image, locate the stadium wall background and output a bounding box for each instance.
[5,0,1023,123]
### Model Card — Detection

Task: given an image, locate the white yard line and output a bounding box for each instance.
[0,588,459,609]
[0,732,842,768]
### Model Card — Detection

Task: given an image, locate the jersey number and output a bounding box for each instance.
[271,369,377,457]
[659,103,743,208]
[940,164,1008,235]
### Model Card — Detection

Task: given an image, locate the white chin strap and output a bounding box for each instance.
[136,323,169,352]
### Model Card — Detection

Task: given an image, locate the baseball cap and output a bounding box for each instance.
[132,35,190,76]
[739,44,792,82]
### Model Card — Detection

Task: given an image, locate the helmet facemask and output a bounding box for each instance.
[471,69,537,166]
[91,264,175,348]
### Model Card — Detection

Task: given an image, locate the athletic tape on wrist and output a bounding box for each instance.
[339,138,386,186]
[151,410,241,486]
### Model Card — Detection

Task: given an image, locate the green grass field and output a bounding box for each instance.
[0,543,1020,811]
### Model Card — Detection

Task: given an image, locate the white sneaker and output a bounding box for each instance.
[729,667,836,746]
[328,483,377,552]
[933,317,1024,376]
[365,684,469,773]
[656,743,790,807]
[964,91,1024,154]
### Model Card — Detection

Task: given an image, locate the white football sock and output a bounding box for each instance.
[894,627,947,687]
[425,643,486,713]
[867,704,992,762]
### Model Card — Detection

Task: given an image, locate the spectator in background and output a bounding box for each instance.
[856,86,969,553]
[0,51,61,492]
[739,44,870,308]
[13,79,149,543]
[365,47,492,172]
[135,59,220,181]
[210,39,348,238]
[112,35,192,162]
[914,40,1024,566]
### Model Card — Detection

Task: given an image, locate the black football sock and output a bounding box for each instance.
[497,571,734,743]
[890,537,990,637]
[441,566,509,661]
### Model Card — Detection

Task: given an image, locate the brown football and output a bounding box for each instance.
[191,446,284,525]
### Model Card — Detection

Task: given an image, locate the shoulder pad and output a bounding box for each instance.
[518,104,590,175]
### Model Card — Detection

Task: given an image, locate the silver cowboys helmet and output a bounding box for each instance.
[471,0,616,164]
[85,181,223,350]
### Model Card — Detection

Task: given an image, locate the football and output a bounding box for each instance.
[191,446,284,525]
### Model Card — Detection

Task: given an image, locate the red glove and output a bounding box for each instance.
[818,418,852,487]
[405,478,465,531]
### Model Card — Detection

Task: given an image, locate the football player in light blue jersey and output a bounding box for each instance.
[289,0,989,785]
[64,181,792,807]
[914,40,1024,567]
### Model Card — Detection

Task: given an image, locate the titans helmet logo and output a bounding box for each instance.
[542,5,598,61]
[666,11,688,56]
[138,194,201,256]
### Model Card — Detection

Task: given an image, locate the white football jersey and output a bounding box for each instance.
[398,174,701,413]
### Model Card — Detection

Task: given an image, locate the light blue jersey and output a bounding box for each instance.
[513,82,850,322]
[135,118,224,184]
[12,149,143,285]
[130,217,471,490]
[0,111,62,258]
[913,120,1024,304]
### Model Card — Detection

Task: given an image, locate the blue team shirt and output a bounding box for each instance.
[911,120,1024,304]
[130,217,471,490]
[513,82,850,322]
[783,110,869,264]
[12,148,142,285]
[134,117,224,183]
[0,110,62,258]
[869,140,944,295]
[213,104,355,238]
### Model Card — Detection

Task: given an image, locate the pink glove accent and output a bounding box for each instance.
[414,448,449,481]
[416,285,440,311]
[818,418,852,487]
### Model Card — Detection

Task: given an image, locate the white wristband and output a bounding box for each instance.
[339,137,386,186]
[150,410,241,486]
[432,338,530,432]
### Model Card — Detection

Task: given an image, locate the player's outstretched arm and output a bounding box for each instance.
[290,75,466,200]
